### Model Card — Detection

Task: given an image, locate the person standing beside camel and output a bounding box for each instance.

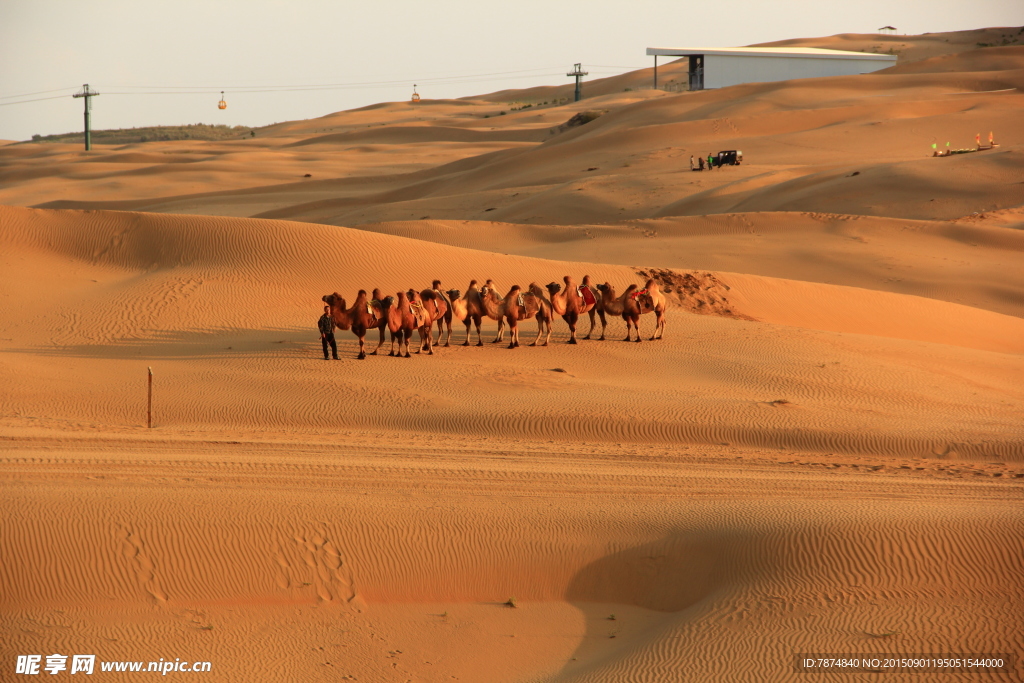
[318,305,338,360]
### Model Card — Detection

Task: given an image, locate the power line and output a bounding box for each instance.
[0,86,79,100]
[100,66,572,92]
[0,94,74,107]
[0,65,644,108]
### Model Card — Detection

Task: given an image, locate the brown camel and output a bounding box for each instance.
[414,286,448,350]
[394,290,429,358]
[378,294,405,357]
[477,279,510,343]
[406,289,436,355]
[597,282,641,341]
[431,280,454,347]
[635,278,667,340]
[502,283,553,348]
[368,288,390,355]
[454,280,485,346]
[457,279,503,346]
[546,275,599,344]
[446,287,468,337]
[580,275,608,340]
[322,290,383,359]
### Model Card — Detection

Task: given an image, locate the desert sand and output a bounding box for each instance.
[2,28,1022,682]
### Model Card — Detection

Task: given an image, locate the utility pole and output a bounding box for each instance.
[72,84,100,151]
[567,63,588,102]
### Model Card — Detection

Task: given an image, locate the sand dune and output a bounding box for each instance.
[2,28,1023,683]
[3,205,1022,458]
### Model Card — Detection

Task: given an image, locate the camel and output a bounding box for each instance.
[454,280,485,346]
[580,275,608,340]
[377,294,405,357]
[322,290,384,359]
[446,287,468,337]
[430,280,454,347]
[413,285,448,349]
[459,279,504,345]
[477,279,510,343]
[367,288,391,355]
[406,289,436,355]
[596,282,641,341]
[501,283,553,348]
[394,290,430,358]
[635,278,667,340]
[546,275,600,344]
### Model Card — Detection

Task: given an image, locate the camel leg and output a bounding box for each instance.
[423,327,434,355]
[543,317,551,346]
[598,310,607,341]
[403,330,412,358]
[475,319,483,346]
[530,317,544,347]
[583,309,596,340]
[357,333,366,360]
[371,324,384,355]
[492,319,505,343]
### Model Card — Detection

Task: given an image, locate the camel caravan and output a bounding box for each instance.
[321,275,666,359]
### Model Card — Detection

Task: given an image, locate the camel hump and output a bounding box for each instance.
[421,289,436,301]
[582,275,593,285]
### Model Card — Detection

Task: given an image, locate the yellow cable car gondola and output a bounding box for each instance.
[218,91,227,110]
[411,85,420,103]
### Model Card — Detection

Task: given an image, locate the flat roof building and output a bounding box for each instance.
[645,46,897,91]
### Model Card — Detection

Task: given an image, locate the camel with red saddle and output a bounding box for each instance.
[546,275,602,344]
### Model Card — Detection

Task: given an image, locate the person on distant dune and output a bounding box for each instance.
[690,155,695,171]
[698,156,705,171]
[707,153,714,170]
[318,305,338,360]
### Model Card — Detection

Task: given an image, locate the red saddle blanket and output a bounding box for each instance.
[577,286,596,307]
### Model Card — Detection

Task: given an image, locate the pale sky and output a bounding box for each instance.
[1,0,1021,141]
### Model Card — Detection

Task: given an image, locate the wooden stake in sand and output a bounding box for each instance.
[147,366,153,428]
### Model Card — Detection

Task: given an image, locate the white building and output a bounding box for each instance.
[645,47,897,91]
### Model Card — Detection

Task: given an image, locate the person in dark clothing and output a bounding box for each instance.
[318,305,338,360]
[698,156,705,171]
